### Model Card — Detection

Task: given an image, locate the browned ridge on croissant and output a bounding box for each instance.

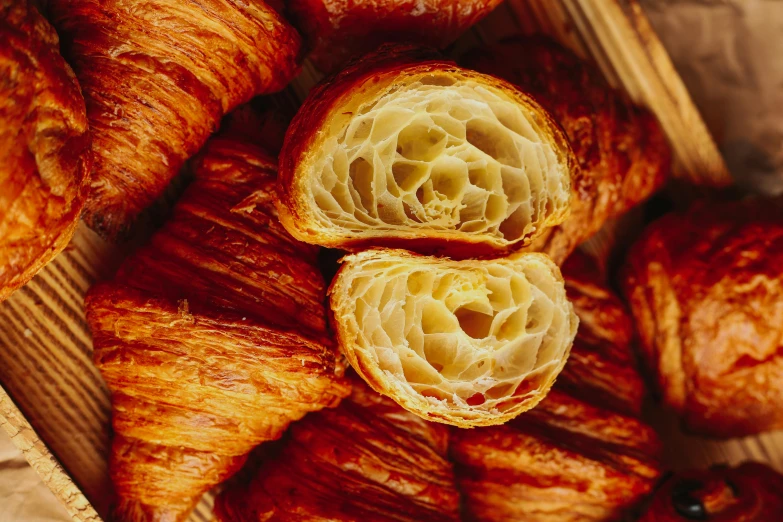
[47,0,302,240]
[450,251,662,522]
[463,35,670,264]
[622,198,783,438]
[0,0,91,302]
[214,376,462,522]
[84,132,349,522]
[288,0,503,73]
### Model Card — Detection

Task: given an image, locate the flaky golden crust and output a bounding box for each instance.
[214,377,461,522]
[277,44,576,258]
[640,463,783,522]
[464,36,670,264]
[450,251,661,521]
[48,0,301,240]
[0,0,90,302]
[84,134,349,522]
[288,0,502,73]
[329,248,578,427]
[622,199,783,438]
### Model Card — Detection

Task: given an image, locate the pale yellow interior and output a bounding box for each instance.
[344,256,572,413]
[310,74,568,244]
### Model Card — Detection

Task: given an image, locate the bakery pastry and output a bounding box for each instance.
[463,36,670,263]
[277,45,575,257]
[84,130,349,522]
[450,251,662,521]
[621,199,783,438]
[0,0,90,301]
[640,462,783,521]
[288,0,503,72]
[214,376,462,522]
[47,0,301,239]
[328,248,578,427]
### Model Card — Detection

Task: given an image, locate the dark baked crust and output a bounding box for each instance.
[48,0,301,240]
[621,199,783,438]
[463,36,670,263]
[288,0,502,73]
[0,0,91,301]
[640,462,783,521]
[214,377,462,522]
[84,133,349,522]
[450,251,661,521]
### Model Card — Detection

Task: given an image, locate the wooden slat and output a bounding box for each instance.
[0,1,762,521]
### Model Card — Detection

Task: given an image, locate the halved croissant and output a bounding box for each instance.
[464,36,670,263]
[450,251,662,521]
[0,0,90,301]
[47,0,301,239]
[328,248,578,427]
[278,45,575,257]
[640,462,783,521]
[214,376,462,522]
[84,130,349,522]
[288,0,503,72]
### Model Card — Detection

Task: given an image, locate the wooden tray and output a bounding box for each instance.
[0,1,758,520]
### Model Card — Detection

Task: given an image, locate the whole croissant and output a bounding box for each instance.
[214,376,462,522]
[47,0,301,239]
[0,0,90,301]
[450,251,662,521]
[288,0,503,72]
[277,44,575,257]
[640,462,783,521]
[622,199,783,437]
[84,129,349,522]
[463,36,670,263]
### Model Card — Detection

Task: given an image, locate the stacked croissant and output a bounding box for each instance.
[2,0,783,521]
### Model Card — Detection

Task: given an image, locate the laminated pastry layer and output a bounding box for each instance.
[0,0,90,301]
[48,0,301,239]
[329,249,578,427]
[279,46,574,256]
[84,134,349,522]
[214,377,461,522]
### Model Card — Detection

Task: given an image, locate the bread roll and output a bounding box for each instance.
[278,45,575,257]
[329,248,578,427]
[622,199,783,437]
[0,0,90,301]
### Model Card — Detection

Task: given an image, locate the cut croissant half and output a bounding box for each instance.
[279,45,575,256]
[329,249,578,427]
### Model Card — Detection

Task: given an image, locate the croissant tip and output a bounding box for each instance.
[112,496,194,522]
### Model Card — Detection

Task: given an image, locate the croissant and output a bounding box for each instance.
[328,248,578,427]
[47,0,301,239]
[621,199,783,438]
[214,376,462,522]
[277,44,575,257]
[450,251,662,521]
[640,462,783,521]
[463,36,670,263]
[84,130,350,522]
[288,0,503,73]
[0,0,90,302]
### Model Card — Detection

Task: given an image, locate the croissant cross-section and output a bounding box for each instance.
[279,48,574,254]
[329,249,578,427]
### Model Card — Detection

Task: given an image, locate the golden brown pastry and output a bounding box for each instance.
[621,199,783,438]
[214,376,462,522]
[84,131,349,522]
[328,248,578,427]
[463,36,670,263]
[47,0,301,240]
[0,0,90,301]
[288,0,503,73]
[640,462,783,522]
[277,45,576,257]
[450,251,662,521]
